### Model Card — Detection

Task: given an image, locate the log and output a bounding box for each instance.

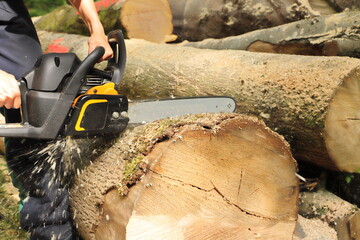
[298,190,358,227]
[182,11,360,58]
[168,0,319,41]
[70,113,299,240]
[38,32,360,172]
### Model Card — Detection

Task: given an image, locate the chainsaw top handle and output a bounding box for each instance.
[89,30,127,89]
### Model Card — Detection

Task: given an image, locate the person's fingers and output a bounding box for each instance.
[4,94,14,109]
[0,70,21,109]
[13,93,21,109]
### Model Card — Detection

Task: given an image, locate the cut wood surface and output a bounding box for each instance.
[38,31,360,172]
[120,0,176,43]
[182,11,360,57]
[70,113,299,240]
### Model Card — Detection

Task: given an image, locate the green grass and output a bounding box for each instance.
[0,162,29,240]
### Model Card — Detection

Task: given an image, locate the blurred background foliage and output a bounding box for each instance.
[24,0,67,17]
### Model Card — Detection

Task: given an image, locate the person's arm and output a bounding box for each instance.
[0,70,21,109]
[68,0,113,61]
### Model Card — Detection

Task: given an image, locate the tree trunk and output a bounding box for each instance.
[182,11,360,58]
[38,31,360,172]
[168,0,319,42]
[69,113,299,240]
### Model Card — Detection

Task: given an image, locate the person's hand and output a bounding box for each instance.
[0,70,21,109]
[88,33,113,62]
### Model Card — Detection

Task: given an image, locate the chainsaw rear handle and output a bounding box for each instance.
[90,30,126,88]
[107,30,126,86]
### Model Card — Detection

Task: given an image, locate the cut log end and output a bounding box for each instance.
[325,67,360,172]
[84,114,299,240]
[120,0,173,43]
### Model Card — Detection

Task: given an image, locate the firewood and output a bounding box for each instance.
[70,113,299,240]
[38,31,360,172]
[182,11,360,57]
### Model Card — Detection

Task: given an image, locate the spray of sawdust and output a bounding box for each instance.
[6,135,113,190]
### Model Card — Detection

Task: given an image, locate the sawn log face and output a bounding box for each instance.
[70,114,299,240]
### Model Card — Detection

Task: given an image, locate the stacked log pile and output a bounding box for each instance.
[31,0,360,239]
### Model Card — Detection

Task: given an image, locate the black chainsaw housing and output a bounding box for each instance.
[0,30,129,139]
[65,94,128,137]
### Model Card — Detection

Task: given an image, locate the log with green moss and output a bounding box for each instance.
[38,31,360,172]
[182,11,360,58]
[70,113,299,240]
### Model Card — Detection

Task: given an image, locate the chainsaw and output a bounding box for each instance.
[0,30,236,139]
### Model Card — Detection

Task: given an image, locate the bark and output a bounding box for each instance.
[69,113,299,240]
[168,0,319,42]
[182,11,360,58]
[38,31,360,172]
